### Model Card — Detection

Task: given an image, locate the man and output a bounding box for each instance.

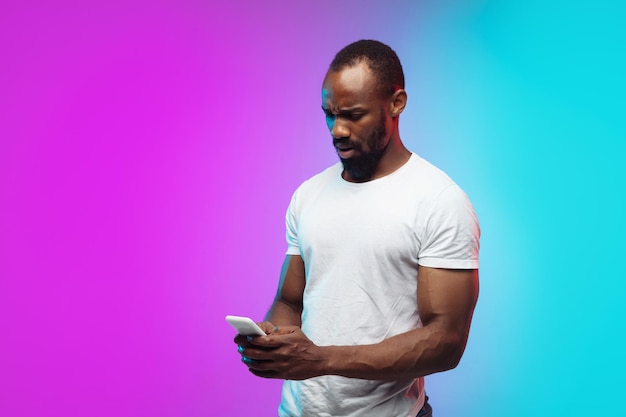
[234,40,480,417]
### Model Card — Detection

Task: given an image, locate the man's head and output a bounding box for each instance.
[322,40,408,182]
[329,39,405,100]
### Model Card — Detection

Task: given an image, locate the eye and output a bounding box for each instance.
[348,113,364,121]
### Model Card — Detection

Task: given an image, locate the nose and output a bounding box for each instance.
[328,117,350,139]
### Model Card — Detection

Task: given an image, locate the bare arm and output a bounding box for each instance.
[244,266,479,381]
[322,266,479,380]
[233,255,304,358]
[264,255,305,327]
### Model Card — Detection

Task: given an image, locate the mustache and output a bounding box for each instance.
[333,139,361,149]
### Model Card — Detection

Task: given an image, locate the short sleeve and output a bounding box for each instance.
[418,184,480,269]
[285,190,301,256]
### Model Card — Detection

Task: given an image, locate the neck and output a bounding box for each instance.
[373,138,411,179]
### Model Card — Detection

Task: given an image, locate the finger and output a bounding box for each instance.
[246,334,284,348]
[243,356,275,371]
[234,333,263,347]
[241,356,260,366]
[248,368,280,379]
[234,334,250,345]
[238,345,273,362]
[257,321,276,334]
[235,339,258,359]
[271,325,297,335]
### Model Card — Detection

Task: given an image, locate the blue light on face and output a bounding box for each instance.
[322,88,336,131]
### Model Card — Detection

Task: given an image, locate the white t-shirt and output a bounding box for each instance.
[279,153,480,417]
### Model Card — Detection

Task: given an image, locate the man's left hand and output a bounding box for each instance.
[238,326,326,380]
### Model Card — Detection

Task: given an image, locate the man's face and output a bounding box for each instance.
[321,61,391,182]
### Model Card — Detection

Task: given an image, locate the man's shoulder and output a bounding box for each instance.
[286,163,341,213]
[402,153,459,193]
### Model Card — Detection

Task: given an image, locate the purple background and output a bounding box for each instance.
[2,1,625,416]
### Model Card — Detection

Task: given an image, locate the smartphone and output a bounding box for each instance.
[225,315,267,336]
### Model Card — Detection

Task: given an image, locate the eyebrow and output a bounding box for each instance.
[321,105,366,114]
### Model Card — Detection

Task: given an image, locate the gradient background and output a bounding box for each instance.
[1,1,624,416]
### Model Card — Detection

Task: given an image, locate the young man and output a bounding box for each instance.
[234,40,480,417]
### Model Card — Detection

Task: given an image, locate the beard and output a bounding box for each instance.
[338,117,388,182]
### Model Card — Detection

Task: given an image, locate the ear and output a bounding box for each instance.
[389,89,407,117]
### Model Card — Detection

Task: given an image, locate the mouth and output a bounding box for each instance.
[334,140,357,159]
[335,145,355,159]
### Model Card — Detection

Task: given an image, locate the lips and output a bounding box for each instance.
[333,139,359,159]
[336,146,355,159]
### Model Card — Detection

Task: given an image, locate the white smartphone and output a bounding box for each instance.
[225,315,267,336]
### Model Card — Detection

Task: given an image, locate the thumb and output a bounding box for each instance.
[257,321,278,335]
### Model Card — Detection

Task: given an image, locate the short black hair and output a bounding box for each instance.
[329,39,405,97]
